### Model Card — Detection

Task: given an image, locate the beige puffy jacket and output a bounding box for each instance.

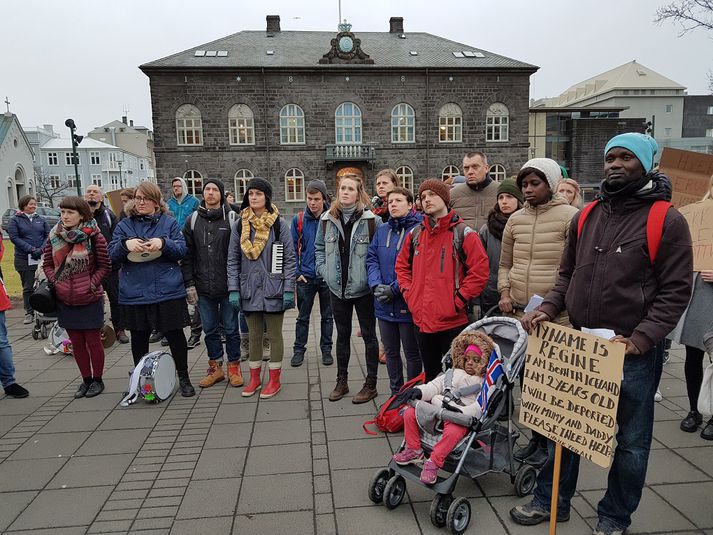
[449,180,499,231]
[497,195,578,324]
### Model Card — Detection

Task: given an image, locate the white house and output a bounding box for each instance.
[0,112,35,213]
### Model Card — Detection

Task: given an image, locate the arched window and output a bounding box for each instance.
[176,104,203,146]
[439,103,462,143]
[183,170,203,196]
[228,104,255,145]
[486,103,509,142]
[335,102,362,144]
[442,165,460,181]
[234,169,253,198]
[391,103,415,143]
[285,168,305,202]
[395,166,414,192]
[489,164,507,182]
[280,104,305,144]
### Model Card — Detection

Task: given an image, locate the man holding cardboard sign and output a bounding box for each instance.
[511,133,693,535]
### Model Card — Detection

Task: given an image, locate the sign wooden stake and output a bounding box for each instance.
[549,442,563,535]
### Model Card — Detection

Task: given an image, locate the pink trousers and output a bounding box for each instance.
[403,405,468,467]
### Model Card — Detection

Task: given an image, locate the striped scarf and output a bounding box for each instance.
[240,206,279,260]
[49,219,100,281]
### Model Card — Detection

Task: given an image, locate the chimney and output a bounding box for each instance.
[130,119,134,127]
[121,116,128,124]
[389,17,404,34]
[43,124,53,134]
[266,15,280,33]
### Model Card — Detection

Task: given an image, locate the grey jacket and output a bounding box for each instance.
[478,223,502,311]
[226,216,296,313]
[668,273,713,352]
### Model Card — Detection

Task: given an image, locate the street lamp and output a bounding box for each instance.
[118,160,123,188]
[65,119,83,196]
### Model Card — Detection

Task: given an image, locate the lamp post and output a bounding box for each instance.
[64,119,83,196]
[118,160,123,188]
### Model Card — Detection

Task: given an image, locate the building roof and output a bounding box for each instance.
[41,137,119,150]
[0,113,34,156]
[140,30,537,72]
[88,120,151,135]
[551,60,685,107]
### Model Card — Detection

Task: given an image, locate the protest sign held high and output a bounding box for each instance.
[679,201,713,272]
[520,322,626,468]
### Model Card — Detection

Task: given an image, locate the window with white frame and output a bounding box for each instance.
[396,166,414,192]
[707,106,713,115]
[391,103,415,143]
[49,175,61,188]
[439,103,463,143]
[47,152,58,166]
[234,169,253,198]
[183,170,203,196]
[65,152,80,166]
[486,102,509,142]
[91,174,102,187]
[280,104,305,144]
[110,175,120,189]
[442,165,460,180]
[335,102,362,144]
[67,174,78,187]
[665,104,673,113]
[176,104,203,145]
[285,168,305,202]
[90,151,101,165]
[228,104,255,145]
[489,164,507,182]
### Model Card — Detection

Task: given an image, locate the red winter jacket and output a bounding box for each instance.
[0,237,11,312]
[395,210,489,333]
[42,232,111,307]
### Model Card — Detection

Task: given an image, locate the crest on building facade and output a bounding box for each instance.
[319,20,374,64]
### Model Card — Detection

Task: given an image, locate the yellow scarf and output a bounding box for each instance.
[240,206,280,260]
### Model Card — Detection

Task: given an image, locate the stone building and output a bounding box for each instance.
[140,16,537,214]
[0,111,35,213]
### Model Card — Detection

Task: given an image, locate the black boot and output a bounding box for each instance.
[75,377,93,399]
[514,438,539,462]
[178,373,195,397]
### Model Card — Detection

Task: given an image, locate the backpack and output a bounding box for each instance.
[363,372,425,435]
[408,219,470,290]
[190,208,237,231]
[577,200,671,264]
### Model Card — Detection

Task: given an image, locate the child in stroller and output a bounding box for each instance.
[392,331,495,484]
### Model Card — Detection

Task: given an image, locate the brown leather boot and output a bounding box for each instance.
[352,376,378,404]
[328,375,349,402]
[198,360,225,388]
[227,362,243,387]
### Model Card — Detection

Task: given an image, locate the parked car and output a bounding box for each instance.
[1,207,61,231]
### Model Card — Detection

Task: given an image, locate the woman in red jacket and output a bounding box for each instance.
[43,197,110,399]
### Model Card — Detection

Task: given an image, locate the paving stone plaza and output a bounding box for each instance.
[0,306,712,534]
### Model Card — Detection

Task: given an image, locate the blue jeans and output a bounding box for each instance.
[239,310,248,334]
[378,319,422,393]
[293,277,333,358]
[0,312,17,388]
[198,295,241,362]
[532,346,662,531]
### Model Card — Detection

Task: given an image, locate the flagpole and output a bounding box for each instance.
[338,0,342,24]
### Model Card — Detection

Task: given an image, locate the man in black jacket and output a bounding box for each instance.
[85,185,128,344]
[182,179,243,388]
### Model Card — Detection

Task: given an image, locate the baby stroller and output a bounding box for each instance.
[31,264,57,341]
[367,316,533,534]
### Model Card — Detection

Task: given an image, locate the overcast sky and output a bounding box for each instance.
[2,0,711,136]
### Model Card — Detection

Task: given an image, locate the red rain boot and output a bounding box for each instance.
[260,368,282,399]
[242,367,262,397]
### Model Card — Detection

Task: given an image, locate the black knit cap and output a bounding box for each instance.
[203,178,226,204]
[241,177,273,211]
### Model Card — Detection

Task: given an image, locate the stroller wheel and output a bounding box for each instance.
[446,497,471,535]
[41,324,48,339]
[514,464,538,497]
[382,474,406,510]
[430,493,452,528]
[32,328,40,340]
[367,468,391,504]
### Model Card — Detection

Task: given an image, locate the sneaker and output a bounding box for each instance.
[328,376,349,402]
[149,330,162,343]
[74,381,90,399]
[290,354,304,367]
[352,377,378,404]
[593,521,625,535]
[3,383,29,398]
[510,501,570,526]
[116,330,130,344]
[85,380,105,398]
[23,313,33,324]
[680,410,703,432]
[160,337,169,347]
[419,459,439,484]
[393,448,424,466]
[262,337,271,361]
[240,337,249,361]
[701,418,713,441]
[322,353,334,366]
[187,334,201,349]
[654,388,663,402]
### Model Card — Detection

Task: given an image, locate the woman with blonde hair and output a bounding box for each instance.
[108,181,195,397]
[316,174,382,403]
[556,178,583,209]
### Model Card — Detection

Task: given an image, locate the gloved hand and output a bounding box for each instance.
[443,400,463,413]
[31,249,42,260]
[375,284,394,303]
[283,291,295,310]
[186,286,198,305]
[395,387,422,405]
[229,291,241,311]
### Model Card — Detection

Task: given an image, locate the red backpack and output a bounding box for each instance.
[363,372,425,435]
[577,199,671,264]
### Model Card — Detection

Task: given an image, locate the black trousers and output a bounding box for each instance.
[130,329,188,375]
[415,324,468,382]
[330,292,379,380]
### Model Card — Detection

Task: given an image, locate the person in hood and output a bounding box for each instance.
[182,178,243,389]
[512,133,693,535]
[366,186,423,393]
[167,177,200,228]
[289,180,334,368]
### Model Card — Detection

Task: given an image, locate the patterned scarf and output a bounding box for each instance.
[49,219,101,281]
[240,206,280,260]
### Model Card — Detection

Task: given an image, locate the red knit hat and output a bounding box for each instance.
[418,178,450,206]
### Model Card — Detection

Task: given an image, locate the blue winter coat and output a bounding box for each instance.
[108,213,187,305]
[167,194,200,228]
[7,212,51,271]
[366,210,422,322]
[291,203,328,279]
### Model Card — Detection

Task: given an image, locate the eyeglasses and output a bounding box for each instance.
[134,196,150,204]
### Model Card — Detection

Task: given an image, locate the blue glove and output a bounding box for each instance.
[229,291,241,311]
[283,291,295,310]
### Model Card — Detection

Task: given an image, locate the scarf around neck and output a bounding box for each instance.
[486,209,510,241]
[49,219,100,281]
[240,206,279,260]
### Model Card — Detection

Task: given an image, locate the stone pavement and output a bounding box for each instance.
[0,305,712,535]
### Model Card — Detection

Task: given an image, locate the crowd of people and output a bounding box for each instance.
[1,131,711,535]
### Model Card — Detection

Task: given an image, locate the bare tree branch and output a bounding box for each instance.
[33,166,71,208]
[654,0,713,35]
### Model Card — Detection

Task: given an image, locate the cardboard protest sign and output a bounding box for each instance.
[679,201,713,271]
[520,322,626,468]
[106,189,124,216]
[658,148,713,209]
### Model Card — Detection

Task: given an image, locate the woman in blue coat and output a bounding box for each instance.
[366,186,422,394]
[7,195,50,323]
[108,182,195,397]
